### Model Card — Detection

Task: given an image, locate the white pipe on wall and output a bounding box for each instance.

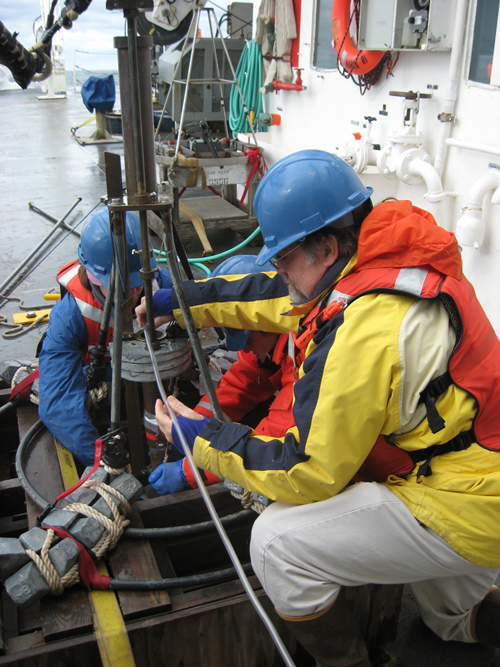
[433,0,469,178]
[407,158,447,203]
[455,169,500,248]
[445,137,500,157]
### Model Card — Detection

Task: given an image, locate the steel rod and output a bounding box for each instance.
[126,14,147,196]
[0,197,81,296]
[28,202,81,236]
[174,8,202,158]
[161,208,223,421]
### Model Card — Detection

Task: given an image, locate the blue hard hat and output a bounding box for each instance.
[210,254,273,351]
[254,150,373,266]
[78,208,156,289]
[210,254,274,277]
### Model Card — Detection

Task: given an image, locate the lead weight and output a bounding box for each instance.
[19,527,59,554]
[5,538,80,609]
[0,538,30,580]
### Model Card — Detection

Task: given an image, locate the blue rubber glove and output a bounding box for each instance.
[148,459,189,495]
[171,415,209,455]
[153,288,172,317]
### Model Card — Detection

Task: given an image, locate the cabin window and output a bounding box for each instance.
[312,0,337,70]
[468,0,500,85]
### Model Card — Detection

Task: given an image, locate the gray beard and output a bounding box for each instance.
[284,276,308,304]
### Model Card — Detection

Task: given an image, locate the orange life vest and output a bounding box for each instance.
[292,264,500,478]
[57,259,113,348]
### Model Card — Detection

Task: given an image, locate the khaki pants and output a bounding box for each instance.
[250,482,499,642]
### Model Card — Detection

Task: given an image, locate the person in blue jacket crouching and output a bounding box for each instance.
[38,207,172,466]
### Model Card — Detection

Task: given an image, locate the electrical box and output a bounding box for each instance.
[157,38,246,123]
[228,3,254,40]
[358,0,454,51]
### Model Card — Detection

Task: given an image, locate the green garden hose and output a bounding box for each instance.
[229,40,265,136]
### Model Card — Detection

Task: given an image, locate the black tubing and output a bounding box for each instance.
[124,509,255,539]
[15,418,51,509]
[109,562,253,590]
[0,400,15,417]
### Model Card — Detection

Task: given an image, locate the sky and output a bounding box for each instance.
[3,0,236,72]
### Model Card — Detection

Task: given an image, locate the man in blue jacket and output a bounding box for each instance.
[38,208,172,466]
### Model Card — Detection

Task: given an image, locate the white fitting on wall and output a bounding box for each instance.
[455,169,500,249]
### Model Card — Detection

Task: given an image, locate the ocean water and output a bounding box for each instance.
[66,69,119,92]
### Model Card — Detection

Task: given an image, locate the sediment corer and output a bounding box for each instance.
[1,468,142,608]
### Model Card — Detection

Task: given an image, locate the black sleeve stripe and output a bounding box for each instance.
[172,273,289,310]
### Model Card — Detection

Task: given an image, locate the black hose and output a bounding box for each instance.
[15,418,51,509]
[124,509,254,539]
[109,562,253,591]
[0,400,15,417]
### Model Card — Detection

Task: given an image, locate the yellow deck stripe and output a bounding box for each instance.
[55,440,136,667]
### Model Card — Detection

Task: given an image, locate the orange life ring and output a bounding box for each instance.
[332,0,385,76]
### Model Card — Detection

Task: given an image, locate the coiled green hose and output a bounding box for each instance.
[229,40,265,136]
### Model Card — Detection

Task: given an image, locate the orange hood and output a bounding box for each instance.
[356,200,462,280]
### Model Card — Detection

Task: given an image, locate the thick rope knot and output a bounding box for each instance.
[10,364,39,404]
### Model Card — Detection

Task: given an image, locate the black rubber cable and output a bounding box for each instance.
[0,400,15,417]
[125,509,254,539]
[109,562,253,590]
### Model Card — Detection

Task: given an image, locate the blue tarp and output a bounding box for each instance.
[81,74,116,113]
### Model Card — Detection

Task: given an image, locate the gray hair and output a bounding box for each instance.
[302,199,373,260]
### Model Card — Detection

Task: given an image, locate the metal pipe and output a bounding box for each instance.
[139,209,157,345]
[0,197,81,296]
[110,216,126,430]
[113,211,134,337]
[174,8,202,157]
[433,0,468,178]
[445,137,500,157]
[161,206,223,421]
[126,13,147,197]
[28,202,81,236]
[115,34,156,198]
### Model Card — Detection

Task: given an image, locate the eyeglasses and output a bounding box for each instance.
[269,242,302,270]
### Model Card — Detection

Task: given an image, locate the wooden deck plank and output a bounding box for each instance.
[179,196,249,222]
[16,404,64,525]
[147,208,258,252]
[40,587,93,642]
[108,506,172,620]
